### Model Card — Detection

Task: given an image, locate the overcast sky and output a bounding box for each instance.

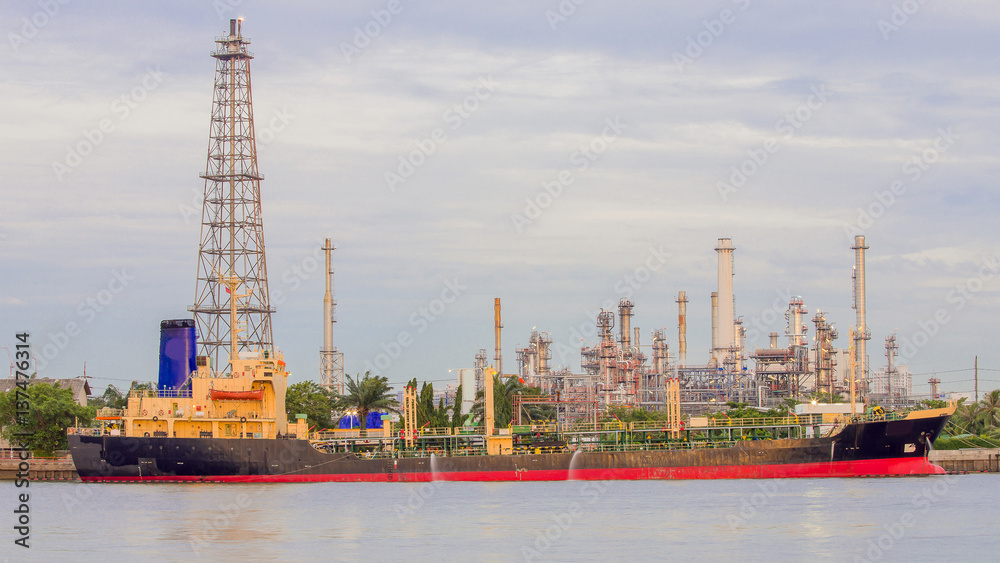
[2,1,998,398]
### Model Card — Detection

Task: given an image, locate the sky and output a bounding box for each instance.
[1,0,999,398]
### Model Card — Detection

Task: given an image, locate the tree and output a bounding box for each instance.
[340,372,399,430]
[285,381,339,429]
[471,374,552,428]
[400,379,467,429]
[450,384,468,428]
[88,385,127,411]
[810,391,845,404]
[919,399,949,410]
[950,397,982,435]
[978,389,1000,431]
[603,406,666,423]
[0,382,93,456]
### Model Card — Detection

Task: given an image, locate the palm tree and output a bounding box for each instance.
[340,372,399,431]
[471,374,553,428]
[950,398,983,435]
[978,389,1000,431]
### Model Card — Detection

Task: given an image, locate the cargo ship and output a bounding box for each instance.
[67,19,954,483]
[68,307,955,482]
[70,409,953,483]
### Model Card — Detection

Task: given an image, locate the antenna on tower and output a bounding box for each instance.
[190,19,274,371]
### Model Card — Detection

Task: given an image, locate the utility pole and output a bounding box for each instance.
[975,355,978,402]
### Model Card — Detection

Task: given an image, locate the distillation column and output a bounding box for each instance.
[494,298,503,376]
[715,238,736,361]
[676,291,688,367]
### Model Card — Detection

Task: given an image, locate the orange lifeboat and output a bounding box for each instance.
[210,388,264,401]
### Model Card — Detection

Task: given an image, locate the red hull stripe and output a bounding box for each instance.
[80,457,945,483]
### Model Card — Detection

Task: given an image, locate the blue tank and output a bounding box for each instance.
[337,412,384,429]
[157,319,197,391]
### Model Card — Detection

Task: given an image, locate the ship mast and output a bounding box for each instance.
[190,18,274,371]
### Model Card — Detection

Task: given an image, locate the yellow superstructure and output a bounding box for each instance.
[119,350,290,439]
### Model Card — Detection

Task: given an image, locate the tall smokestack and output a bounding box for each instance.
[319,238,344,393]
[715,238,735,359]
[494,298,502,376]
[676,291,688,367]
[323,238,333,354]
[852,235,870,401]
[710,292,719,360]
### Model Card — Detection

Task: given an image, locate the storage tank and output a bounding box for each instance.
[158,319,197,391]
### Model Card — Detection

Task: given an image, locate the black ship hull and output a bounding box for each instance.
[69,413,951,482]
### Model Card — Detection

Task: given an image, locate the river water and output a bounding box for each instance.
[13,474,998,562]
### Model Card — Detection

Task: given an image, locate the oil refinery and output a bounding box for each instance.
[461,235,917,420]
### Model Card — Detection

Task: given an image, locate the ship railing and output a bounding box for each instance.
[310,448,492,460]
[849,411,907,424]
[0,449,71,461]
[695,415,823,428]
[575,440,742,453]
[128,388,194,399]
[96,407,123,418]
[67,427,116,437]
[510,423,560,433]
[313,429,393,440]
[313,426,491,440]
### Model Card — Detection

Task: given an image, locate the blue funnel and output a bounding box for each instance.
[158,319,197,391]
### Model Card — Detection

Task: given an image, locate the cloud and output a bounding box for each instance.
[1,2,997,397]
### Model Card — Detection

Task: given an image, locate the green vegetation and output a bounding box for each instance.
[285,380,340,429]
[402,379,467,429]
[918,399,949,409]
[945,390,1000,437]
[0,382,93,456]
[470,374,553,428]
[340,372,399,430]
[88,384,128,410]
[932,435,1000,450]
[601,406,666,423]
[709,401,788,420]
[809,392,844,404]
